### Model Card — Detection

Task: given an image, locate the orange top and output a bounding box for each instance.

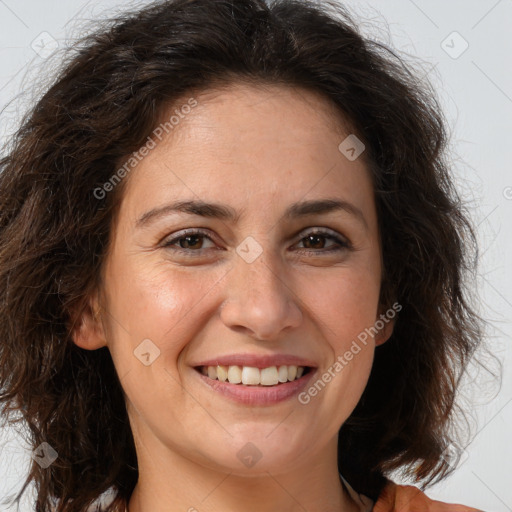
[340,475,482,512]
[373,482,483,512]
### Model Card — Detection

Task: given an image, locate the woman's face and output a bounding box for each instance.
[76,83,392,476]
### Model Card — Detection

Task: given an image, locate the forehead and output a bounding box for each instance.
[170,82,355,154]
[118,82,375,226]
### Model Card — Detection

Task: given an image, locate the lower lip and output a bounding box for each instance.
[193,368,316,406]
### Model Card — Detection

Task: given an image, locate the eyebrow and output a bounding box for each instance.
[136,198,368,230]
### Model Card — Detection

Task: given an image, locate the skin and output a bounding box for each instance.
[374,483,483,512]
[73,82,395,512]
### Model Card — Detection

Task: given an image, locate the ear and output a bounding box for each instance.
[374,305,396,347]
[70,292,108,350]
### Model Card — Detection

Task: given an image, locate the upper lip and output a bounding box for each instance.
[192,354,317,369]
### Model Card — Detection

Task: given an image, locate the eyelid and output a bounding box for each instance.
[161,226,352,254]
[161,228,217,248]
[295,226,350,244]
[292,229,352,253]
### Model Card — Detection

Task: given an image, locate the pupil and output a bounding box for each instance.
[181,235,201,249]
[305,234,324,249]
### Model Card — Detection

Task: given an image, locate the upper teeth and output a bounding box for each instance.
[201,365,305,385]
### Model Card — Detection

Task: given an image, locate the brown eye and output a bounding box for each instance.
[301,234,329,250]
[295,229,351,254]
[163,230,216,254]
[176,234,204,250]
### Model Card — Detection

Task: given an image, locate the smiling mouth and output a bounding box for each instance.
[194,365,313,386]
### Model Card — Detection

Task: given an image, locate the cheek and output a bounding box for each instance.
[103,257,229,363]
[299,268,379,404]
[303,267,381,344]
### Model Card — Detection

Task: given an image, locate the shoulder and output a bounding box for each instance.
[373,482,482,512]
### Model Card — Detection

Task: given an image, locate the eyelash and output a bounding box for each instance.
[161,228,352,257]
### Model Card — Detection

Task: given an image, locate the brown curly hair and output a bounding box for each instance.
[0,0,484,510]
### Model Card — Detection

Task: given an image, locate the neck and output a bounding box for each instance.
[126,429,359,512]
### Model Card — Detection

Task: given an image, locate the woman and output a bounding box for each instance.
[0,0,485,511]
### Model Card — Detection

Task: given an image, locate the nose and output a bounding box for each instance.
[219,247,303,341]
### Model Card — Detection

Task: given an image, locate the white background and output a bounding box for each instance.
[0,0,511,511]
